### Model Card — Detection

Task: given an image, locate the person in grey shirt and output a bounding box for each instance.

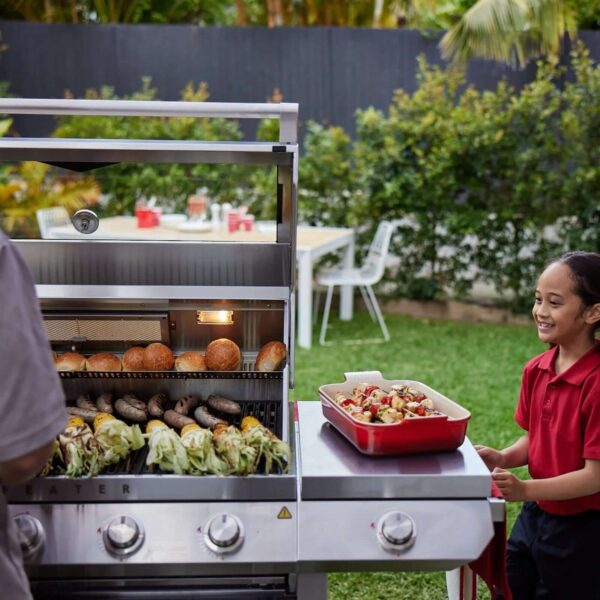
[0,230,66,599]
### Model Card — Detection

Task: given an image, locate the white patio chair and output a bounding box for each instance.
[315,221,395,345]
[36,206,70,239]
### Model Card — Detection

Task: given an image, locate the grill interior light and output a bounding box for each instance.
[197,310,234,325]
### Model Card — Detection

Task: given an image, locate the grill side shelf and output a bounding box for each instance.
[58,370,283,380]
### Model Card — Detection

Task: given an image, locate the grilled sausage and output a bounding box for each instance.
[164,409,195,430]
[96,393,113,414]
[194,405,226,430]
[207,395,241,415]
[114,398,147,422]
[76,394,98,412]
[123,394,147,412]
[147,393,167,418]
[174,395,199,416]
[66,406,98,423]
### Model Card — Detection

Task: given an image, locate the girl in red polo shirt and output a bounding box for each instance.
[475,251,600,599]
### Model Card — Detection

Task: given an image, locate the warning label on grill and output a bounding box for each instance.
[277,506,293,519]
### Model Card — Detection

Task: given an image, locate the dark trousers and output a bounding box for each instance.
[507,501,600,600]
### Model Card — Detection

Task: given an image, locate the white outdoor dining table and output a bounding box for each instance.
[46,216,355,350]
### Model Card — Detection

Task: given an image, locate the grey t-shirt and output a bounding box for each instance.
[0,231,66,599]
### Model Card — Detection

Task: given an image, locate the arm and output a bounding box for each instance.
[493,459,600,502]
[0,441,54,486]
[475,433,529,470]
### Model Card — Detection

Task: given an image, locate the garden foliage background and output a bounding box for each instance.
[1,44,598,312]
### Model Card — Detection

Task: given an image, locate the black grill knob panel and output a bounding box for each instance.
[13,514,45,560]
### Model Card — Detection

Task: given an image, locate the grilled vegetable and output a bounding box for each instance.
[96,393,114,414]
[93,412,144,466]
[66,406,98,424]
[180,423,229,475]
[207,395,241,415]
[114,398,147,422]
[164,409,195,430]
[212,423,258,475]
[174,395,199,416]
[194,405,226,430]
[59,418,102,478]
[38,439,64,477]
[241,416,291,474]
[76,394,98,412]
[148,393,167,418]
[144,420,189,474]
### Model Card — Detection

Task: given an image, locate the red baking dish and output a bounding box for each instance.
[319,371,471,455]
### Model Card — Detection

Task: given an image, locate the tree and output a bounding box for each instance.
[439,0,579,67]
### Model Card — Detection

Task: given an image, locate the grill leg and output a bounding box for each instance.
[446,566,476,600]
[296,573,327,600]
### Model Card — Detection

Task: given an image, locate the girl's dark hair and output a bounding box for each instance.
[551,251,600,331]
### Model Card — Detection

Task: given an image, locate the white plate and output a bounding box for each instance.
[176,221,213,233]
[160,213,187,225]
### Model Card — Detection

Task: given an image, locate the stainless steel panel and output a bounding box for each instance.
[9,502,297,575]
[298,500,493,571]
[0,139,295,166]
[297,401,491,500]
[0,99,299,144]
[16,241,292,288]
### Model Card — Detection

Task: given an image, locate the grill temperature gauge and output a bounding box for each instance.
[205,513,245,554]
[376,511,416,553]
[103,516,144,557]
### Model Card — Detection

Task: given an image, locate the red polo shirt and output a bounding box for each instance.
[515,341,600,515]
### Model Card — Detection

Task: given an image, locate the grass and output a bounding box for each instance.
[291,310,542,599]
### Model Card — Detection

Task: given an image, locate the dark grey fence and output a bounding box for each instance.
[0,22,598,140]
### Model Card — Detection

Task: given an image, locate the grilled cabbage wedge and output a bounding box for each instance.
[93,412,145,467]
[212,423,258,475]
[180,423,230,476]
[59,416,103,478]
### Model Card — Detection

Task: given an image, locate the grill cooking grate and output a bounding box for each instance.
[100,400,282,476]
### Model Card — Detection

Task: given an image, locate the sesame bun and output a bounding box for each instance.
[85,352,122,372]
[255,341,286,372]
[122,346,146,372]
[175,351,207,372]
[55,352,86,372]
[143,343,174,371]
[205,338,241,371]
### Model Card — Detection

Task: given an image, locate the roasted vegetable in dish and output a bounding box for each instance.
[59,416,103,478]
[333,383,444,424]
[212,423,258,475]
[241,416,291,474]
[93,412,145,466]
[145,420,189,474]
[180,423,230,475]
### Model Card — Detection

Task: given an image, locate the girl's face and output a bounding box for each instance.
[533,261,593,346]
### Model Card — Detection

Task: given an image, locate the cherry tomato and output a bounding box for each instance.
[370,405,379,417]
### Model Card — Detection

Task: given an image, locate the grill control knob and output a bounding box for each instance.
[13,514,45,560]
[376,511,416,553]
[103,516,144,557]
[205,514,244,554]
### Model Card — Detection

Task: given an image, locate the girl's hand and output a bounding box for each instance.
[492,468,528,501]
[474,445,505,470]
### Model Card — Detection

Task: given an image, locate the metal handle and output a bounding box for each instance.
[343,370,384,383]
[0,99,299,143]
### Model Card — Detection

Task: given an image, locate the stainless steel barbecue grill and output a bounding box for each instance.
[2,99,502,600]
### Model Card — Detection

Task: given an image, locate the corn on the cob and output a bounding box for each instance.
[241,416,291,474]
[145,421,189,474]
[93,412,115,432]
[180,424,229,476]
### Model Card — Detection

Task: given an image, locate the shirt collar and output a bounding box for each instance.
[539,341,600,386]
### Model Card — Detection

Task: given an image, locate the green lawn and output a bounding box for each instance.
[291,310,541,599]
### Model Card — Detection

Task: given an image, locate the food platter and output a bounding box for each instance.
[319,371,470,455]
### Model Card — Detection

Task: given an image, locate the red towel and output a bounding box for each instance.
[468,481,512,600]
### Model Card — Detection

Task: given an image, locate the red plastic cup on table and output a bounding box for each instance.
[136,207,156,228]
[241,215,255,232]
[227,210,241,233]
